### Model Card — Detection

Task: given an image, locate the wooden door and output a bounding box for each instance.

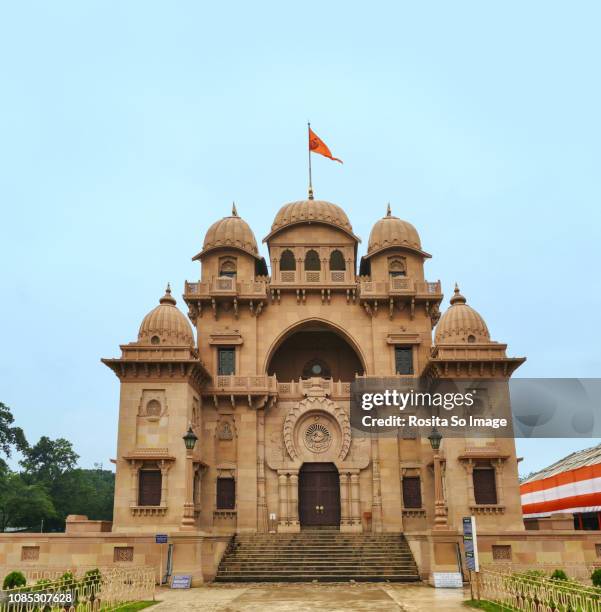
[299,463,341,527]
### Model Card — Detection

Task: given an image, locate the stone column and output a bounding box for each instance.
[288,473,299,530]
[159,460,170,508]
[494,460,505,505]
[278,472,288,530]
[130,461,140,507]
[339,472,350,529]
[256,408,268,532]
[350,473,361,531]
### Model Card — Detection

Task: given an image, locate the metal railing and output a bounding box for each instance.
[0,566,155,612]
[477,567,601,611]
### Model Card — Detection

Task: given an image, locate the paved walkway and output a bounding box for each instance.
[152,583,470,611]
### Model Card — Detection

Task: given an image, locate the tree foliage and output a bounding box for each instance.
[0,402,27,469]
[0,406,115,532]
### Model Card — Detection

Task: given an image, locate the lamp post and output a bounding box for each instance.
[428,428,448,530]
[181,426,198,530]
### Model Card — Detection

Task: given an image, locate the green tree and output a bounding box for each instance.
[20,436,79,481]
[0,402,28,468]
[0,471,55,531]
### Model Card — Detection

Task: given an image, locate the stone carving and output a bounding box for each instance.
[283,396,351,461]
[218,421,234,440]
[304,421,331,453]
[113,546,134,562]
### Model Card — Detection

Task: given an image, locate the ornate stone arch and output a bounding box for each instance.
[262,318,369,375]
[283,396,351,462]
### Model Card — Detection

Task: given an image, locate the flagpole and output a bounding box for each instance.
[307,121,314,200]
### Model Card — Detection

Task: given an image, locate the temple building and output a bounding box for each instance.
[99,197,527,579]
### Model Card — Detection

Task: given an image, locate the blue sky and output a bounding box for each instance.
[0,1,599,476]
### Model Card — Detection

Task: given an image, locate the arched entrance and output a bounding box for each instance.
[266,321,365,381]
[298,463,341,528]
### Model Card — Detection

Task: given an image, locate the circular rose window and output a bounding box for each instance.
[304,422,332,453]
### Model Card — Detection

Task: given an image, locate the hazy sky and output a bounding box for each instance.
[1,2,599,476]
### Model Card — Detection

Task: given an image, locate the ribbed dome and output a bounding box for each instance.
[367,205,424,257]
[200,204,259,259]
[435,285,491,345]
[137,286,194,346]
[265,199,358,241]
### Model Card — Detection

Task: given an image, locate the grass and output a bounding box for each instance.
[464,600,516,612]
[108,601,157,612]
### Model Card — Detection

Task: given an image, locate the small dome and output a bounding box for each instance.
[265,199,359,241]
[198,204,260,259]
[138,285,194,346]
[367,204,426,257]
[435,285,491,344]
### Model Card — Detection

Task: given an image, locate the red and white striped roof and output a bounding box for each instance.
[521,444,601,518]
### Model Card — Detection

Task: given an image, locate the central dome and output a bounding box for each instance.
[264,199,359,242]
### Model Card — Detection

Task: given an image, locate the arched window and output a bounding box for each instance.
[304,250,321,271]
[388,257,406,278]
[219,258,237,278]
[329,250,345,271]
[280,249,296,271]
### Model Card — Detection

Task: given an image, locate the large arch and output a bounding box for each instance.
[264,318,367,381]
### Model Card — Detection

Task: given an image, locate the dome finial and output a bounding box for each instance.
[232,202,238,217]
[450,283,467,305]
[386,203,392,217]
[159,283,176,306]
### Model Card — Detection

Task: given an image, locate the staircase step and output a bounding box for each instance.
[216,531,420,583]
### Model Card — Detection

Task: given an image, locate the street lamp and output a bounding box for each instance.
[181,426,198,530]
[428,428,442,451]
[428,428,448,530]
[183,427,198,451]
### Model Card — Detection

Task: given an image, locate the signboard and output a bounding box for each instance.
[462,516,479,572]
[171,574,192,589]
[155,534,168,544]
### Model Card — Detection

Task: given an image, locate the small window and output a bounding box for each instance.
[473,467,497,505]
[389,257,406,278]
[395,347,413,375]
[114,546,134,562]
[329,250,345,271]
[467,334,476,343]
[138,470,162,506]
[280,250,296,271]
[21,546,40,561]
[218,348,235,375]
[492,545,512,560]
[402,476,422,508]
[151,335,160,345]
[146,399,161,417]
[302,359,331,379]
[219,258,237,278]
[217,477,236,509]
[304,249,321,271]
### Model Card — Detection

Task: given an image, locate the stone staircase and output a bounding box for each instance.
[215,531,421,582]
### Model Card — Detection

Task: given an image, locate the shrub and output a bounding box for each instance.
[3,571,26,589]
[550,569,569,581]
[592,568,601,587]
[83,568,101,586]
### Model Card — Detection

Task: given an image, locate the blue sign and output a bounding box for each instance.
[155,534,168,544]
[171,574,192,589]
[462,516,479,572]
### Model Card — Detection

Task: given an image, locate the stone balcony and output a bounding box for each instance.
[358,278,442,299]
[277,378,352,399]
[184,277,268,300]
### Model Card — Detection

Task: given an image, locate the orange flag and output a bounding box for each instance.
[309,127,343,164]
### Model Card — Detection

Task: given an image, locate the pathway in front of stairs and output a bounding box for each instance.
[152,583,470,611]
